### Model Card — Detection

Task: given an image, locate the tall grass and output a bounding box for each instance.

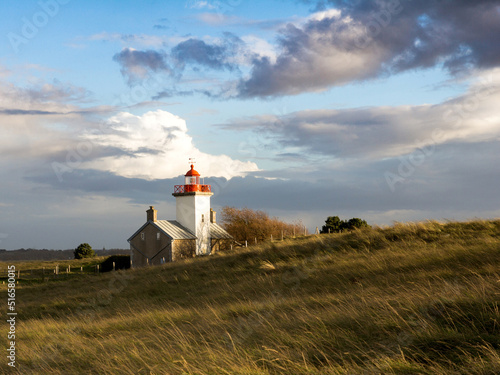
[1,220,499,374]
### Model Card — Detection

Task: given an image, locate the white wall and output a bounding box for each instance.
[175,193,212,255]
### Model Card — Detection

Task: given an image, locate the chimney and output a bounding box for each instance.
[210,208,216,223]
[147,206,157,222]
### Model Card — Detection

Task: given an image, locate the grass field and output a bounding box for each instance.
[1,220,499,374]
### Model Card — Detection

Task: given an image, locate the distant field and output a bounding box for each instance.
[0,248,130,262]
[1,220,499,374]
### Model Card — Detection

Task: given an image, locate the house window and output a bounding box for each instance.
[157,232,160,240]
[141,232,145,240]
[202,214,205,222]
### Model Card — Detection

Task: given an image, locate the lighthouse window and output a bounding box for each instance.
[157,232,160,240]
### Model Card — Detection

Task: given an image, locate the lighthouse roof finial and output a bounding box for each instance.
[185,158,200,177]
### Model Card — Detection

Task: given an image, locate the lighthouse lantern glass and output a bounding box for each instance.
[185,176,199,185]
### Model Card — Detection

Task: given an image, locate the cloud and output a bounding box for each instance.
[112,48,172,85]
[89,32,165,47]
[171,35,242,71]
[82,110,259,180]
[236,0,500,97]
[0,109,59,115]
[113,34,245,88]
[186,1,217,10]
[225,68,500,159]
[195,12,241,26]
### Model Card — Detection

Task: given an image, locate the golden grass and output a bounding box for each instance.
[1,220,499,374]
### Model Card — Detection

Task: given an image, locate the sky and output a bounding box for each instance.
[0,0,499,250]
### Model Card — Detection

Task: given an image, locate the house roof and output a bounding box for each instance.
[128,220,232,241]
[155,220,197,240]
[127,220,196,241]
[210,222,233,239]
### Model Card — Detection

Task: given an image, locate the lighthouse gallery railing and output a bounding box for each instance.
[174,185,212,193]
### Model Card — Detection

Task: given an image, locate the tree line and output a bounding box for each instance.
[320,216,369,233]
[220,207,369,243]
[220,206,304,243]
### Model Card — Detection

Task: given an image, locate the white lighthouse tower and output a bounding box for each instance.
[172,162,213,255]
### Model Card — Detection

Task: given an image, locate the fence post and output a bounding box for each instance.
[245,240,248,248]
[113,261,116,271]
[281,230,284,241]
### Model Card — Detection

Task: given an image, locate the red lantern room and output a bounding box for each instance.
[174,163,212,194]
[185,164,200,186]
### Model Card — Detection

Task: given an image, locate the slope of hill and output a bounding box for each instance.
[2,220,499,374]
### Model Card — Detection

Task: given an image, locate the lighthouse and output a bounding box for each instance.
[127,161,232,267]
[172,163,213,255]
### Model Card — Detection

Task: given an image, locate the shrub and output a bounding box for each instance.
[220,206,304,243]
[321,216,369,233]
[100,255,130,272]
[74,243,95,259]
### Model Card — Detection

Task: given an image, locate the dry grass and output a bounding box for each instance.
[1,219,499,374]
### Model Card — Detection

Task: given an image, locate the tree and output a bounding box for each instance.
[74,243,95,259]
[320,216,369,233]
[344,218,369,231]
[220,206,303,243]
[321,216,343,233]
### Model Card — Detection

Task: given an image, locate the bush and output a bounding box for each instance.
[101,255,131,272]
[74,243,95,259]
[220,206,304,243]
[321,216,369,233]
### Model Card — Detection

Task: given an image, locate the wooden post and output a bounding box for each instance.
[80,266,83,272]
[281,230,284,241]
[68,265,71,273]
[113,261,116,271]
[245,240,248,248]
[17,269,20,278]
[96,265,99,274]
[271,234,273,242]
[255,237,257,244]
[42,267,45,275]
[293,228,295,238]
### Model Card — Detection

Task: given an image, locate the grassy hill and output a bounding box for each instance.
[1,220,499,374]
